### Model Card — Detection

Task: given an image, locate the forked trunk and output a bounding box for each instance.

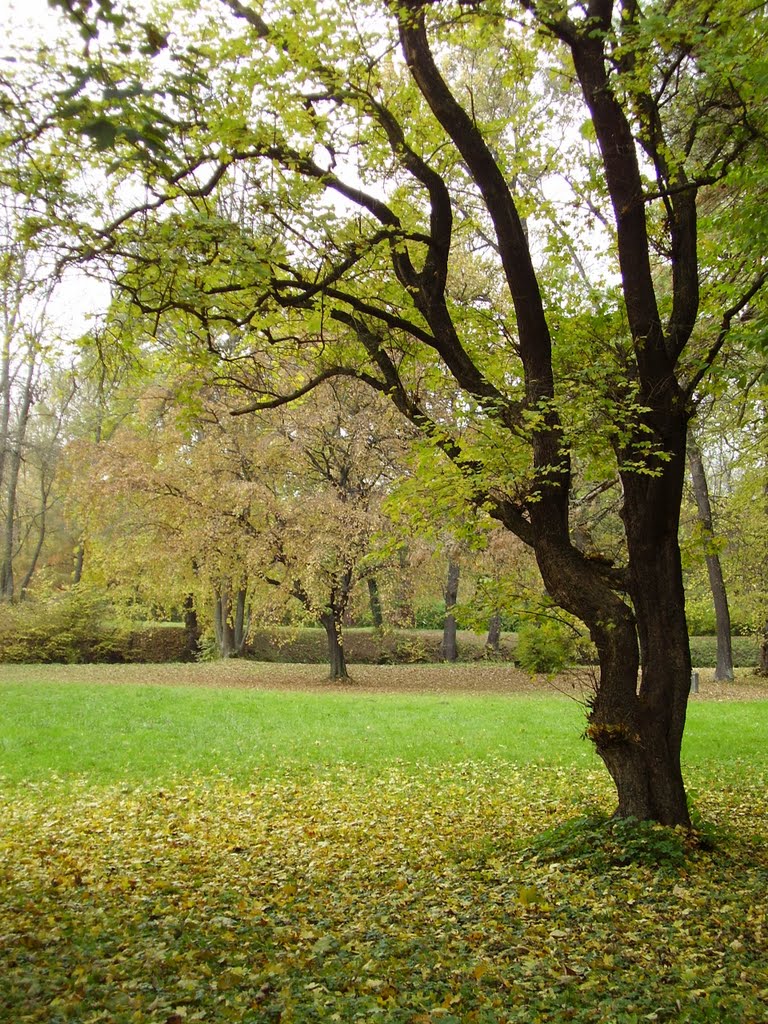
[214,586,249,658]
[534,483,692,826]
[588,621,691,826]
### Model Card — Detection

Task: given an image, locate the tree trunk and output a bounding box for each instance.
[440,559,460,663]
[687,430,734,680]
[529,430,692,827]
[0,356,35,602]
[214,586,249,658]
[72,539,85,585]
[320,607,349,680]
[602,444,692,826]
[183,593,201,660]
[367,575,383,628]
[758,619,768,677]
[393,546,415,627]
[213,590,232,657]
[233,587,249,654]
[19,504,46,597]
[485,611,502,654]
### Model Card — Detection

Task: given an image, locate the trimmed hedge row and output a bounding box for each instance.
[0,621,759,668]
[246,627,516,665]
[247,627,760,669]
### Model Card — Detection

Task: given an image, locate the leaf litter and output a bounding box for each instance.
[1,762,767,1024]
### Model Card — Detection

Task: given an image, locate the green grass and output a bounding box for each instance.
[1,677,766,788]
[0,681,597,785]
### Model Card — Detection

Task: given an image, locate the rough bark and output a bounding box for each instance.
[320,607,350,679]
[440,558,460,662]
[687,429,734,680]
[485,612,502,654]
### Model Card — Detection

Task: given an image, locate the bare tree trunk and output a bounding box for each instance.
[214,585,249,658]
[759,620,768,677]
[72,540,85,585]
[687,429,734,680]
[19,482,47,597]
[0,356,35,601]
[486,611,502,654]
[440,559,460,663]
[233,587,249,654]
[367,575,383,628]
[320,607,349,680]
[214,589,233,658]
[183,593,201,659]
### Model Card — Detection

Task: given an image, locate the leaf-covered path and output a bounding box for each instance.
[1,661,766,700]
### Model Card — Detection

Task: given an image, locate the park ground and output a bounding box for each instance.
[1,663,767,1023]
[2,659,768,698]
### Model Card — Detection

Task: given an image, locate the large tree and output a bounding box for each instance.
[6,0,767,823]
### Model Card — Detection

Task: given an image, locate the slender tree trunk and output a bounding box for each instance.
[367,575,384,628]
[19,498,46,597]
[687,429,734,680]
[440,559,460,663]
[72,539,85,585]
[233,587,249,655]
[0,356,35,602]
[486,611,502,654]
[183,593,201,659]
[394,546,415,627]
[759,620,768,677]
[214,589,234,658]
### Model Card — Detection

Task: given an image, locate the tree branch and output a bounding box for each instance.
[685,269,768,397]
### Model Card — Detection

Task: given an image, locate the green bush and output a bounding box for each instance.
[514,620,577,674]
[413,600,449,629]
[0,592,193,664]
[0,589,119,663]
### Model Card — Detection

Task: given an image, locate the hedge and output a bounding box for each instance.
[0,620,759,668]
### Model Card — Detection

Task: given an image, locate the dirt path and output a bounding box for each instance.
[0,661,766,700]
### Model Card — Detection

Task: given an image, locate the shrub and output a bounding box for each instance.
[515,620,577,674]
[0,592,192,664]
[0,588,120,663]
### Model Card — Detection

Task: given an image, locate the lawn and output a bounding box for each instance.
[1,666,767,1023]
